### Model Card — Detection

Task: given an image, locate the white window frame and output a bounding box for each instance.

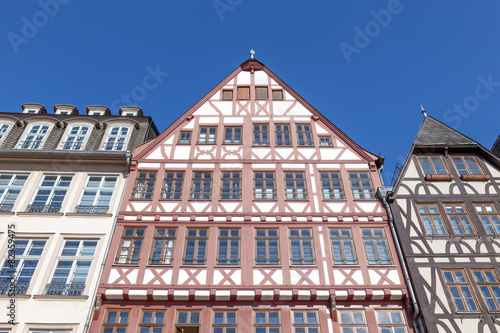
[0,238,47,295]
[0,122,11,142]
[60,124,90,150]
[0,173,28,211]
[27,174,73,213]
[102,126,130,151]
[19,123,50,149]
[75,175,118,213]
[45,239,98,296]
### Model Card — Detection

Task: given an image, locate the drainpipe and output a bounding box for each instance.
[377,186,422,333]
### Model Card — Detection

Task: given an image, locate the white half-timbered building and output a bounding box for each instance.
[388,114,500,332]
[90,56,413,333]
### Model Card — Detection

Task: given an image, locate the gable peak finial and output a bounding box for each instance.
[421,104,427,118]
[249,49,255,59]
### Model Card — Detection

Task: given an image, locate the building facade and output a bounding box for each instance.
[89,58,413,333]
[0,104,158,333]
[387,115,500,332]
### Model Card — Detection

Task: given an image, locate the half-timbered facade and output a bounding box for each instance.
[388,114,500,332]
[89,57,413,333]
[0,104,158,333]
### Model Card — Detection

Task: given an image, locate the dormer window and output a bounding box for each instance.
[56,110,70,115]
[103,126,130,151]
[0,123,10,141]
[19,124,50,149]
[122,112,137,116]
[90,111,104,116]
[61,125,89,150]
[25,109,38,114]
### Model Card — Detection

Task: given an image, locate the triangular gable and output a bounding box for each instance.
[135,58,379,164]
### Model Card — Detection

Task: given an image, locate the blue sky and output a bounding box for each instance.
[1,1,500,184]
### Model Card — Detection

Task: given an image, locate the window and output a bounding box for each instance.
[76,176,117,213]
[339,310,367,333]
[376,310,407,333]
[0,123,10,141]
[417,156,448,175]
[198,127,217,144]
[417,203,447,235]
[101,309,130,333]
[292,311,319,333]
[472,269,500,312]
[296,124,313,146]
[115,228,145,264]
[442,269,478,312]
[330,229,357,265]
[150,228,176,265]
[179,131,192,144]
[0,174,28,211]
[61,125,89,150]
[319,136,333,146]
[184,228,208,265]
[362,228,392,265]
[222,90,233,100]
[176,310,201,332]
[275,124,291,146]
[131,171,156,200]
[254,310,280,333]
[224,126,242,144]
[255,229,280,265]
[452,156,483,176]
[444,203,475,235]
[139,310,166,333]
[253,124,270,146]
[320,172,344,200]
[221,171,241,200]
[45,239,97,296]
[237,87,250,100]
[254,172,276,200]
[213,310,237,333]
[217,229,240,265]
[289,229,315,265]
[27,174,73,213]
[0,239,46,295]
[162,171,184,200]
[256,87,269,100]
[474,203,500,235]
[191,171,213,200]
[103,126,129,151]
[272,90,283,100]
[90,110,104,116]
[284,172,307,200]
[349,172,374,200]
[19,124,49,149]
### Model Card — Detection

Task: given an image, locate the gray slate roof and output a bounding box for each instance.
[414,116,478,146]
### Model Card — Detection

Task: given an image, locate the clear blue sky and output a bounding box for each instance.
[2,1,500,184]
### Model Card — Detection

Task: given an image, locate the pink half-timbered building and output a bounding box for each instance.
[89,56,413,333]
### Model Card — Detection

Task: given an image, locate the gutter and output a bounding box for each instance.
[377,186,422,333]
